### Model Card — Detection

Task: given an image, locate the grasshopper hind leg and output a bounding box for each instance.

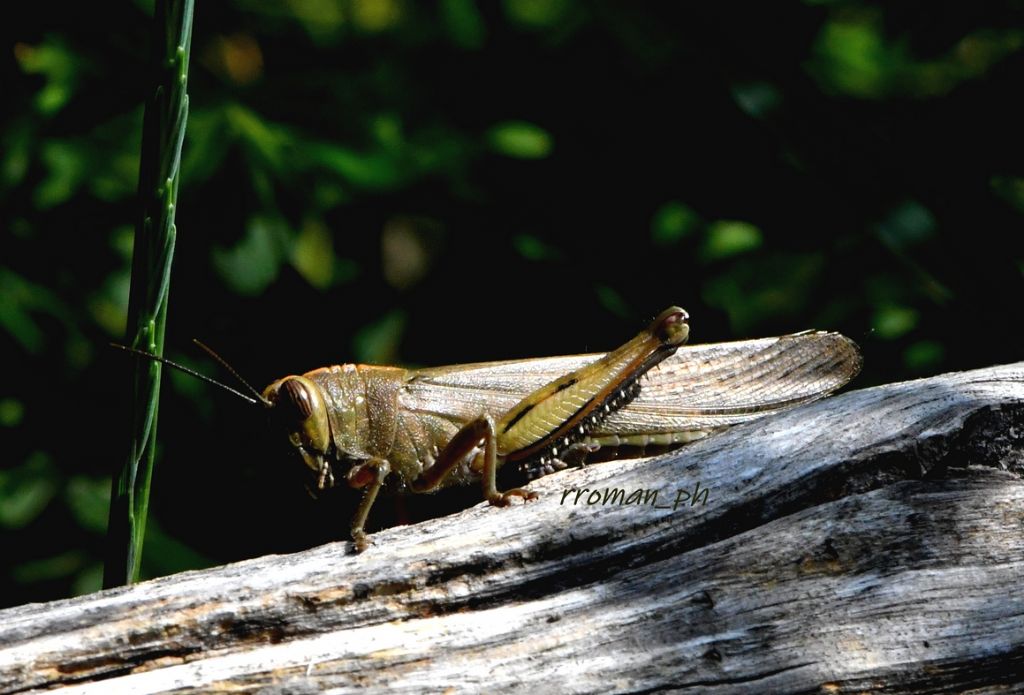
[526,440,601,480]
[412,415,538,506]
[477,414,537,506]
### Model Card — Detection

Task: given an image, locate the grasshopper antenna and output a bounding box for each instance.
[191,339,273,407]
[110,343,270,407]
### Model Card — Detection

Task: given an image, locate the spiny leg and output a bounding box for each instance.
[417,309,688,497]
[527,440,601,479]
[496,307,688,468]
[347,457,391,553]
[560,440,600,468]
[476,415,537,506]
[412,415,536,505]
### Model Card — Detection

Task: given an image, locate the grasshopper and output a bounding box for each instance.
[117,306,860,551]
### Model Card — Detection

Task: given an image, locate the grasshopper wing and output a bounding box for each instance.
[402,353,600,426]
[402,331,861,434]
[597,330,861,435]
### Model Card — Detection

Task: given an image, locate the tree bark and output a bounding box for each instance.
[2,363,1023,694]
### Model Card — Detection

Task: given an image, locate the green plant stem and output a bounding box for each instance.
[104,0,193,588]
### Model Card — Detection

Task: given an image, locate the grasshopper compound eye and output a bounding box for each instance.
[264,376,332,467]
[279,378,315,421]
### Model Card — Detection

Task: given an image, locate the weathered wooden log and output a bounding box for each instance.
[2,363,1022,694]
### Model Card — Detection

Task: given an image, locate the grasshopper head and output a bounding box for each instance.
[262,376,335,488]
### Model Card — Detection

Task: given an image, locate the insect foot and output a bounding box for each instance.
[488,488,539,507]
[352,531,371,554]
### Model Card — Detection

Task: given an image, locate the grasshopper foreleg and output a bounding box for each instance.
[347,457,391,552]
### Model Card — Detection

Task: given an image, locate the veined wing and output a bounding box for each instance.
[597,330,861,435]
[402,353,600,425]
[401,331,861,433]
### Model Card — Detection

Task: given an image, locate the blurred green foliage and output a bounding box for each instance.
[2,1,1022,607]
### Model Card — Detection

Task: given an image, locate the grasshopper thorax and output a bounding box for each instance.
[263,376,333,486]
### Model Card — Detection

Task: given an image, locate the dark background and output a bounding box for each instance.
[2,0,1022,607]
